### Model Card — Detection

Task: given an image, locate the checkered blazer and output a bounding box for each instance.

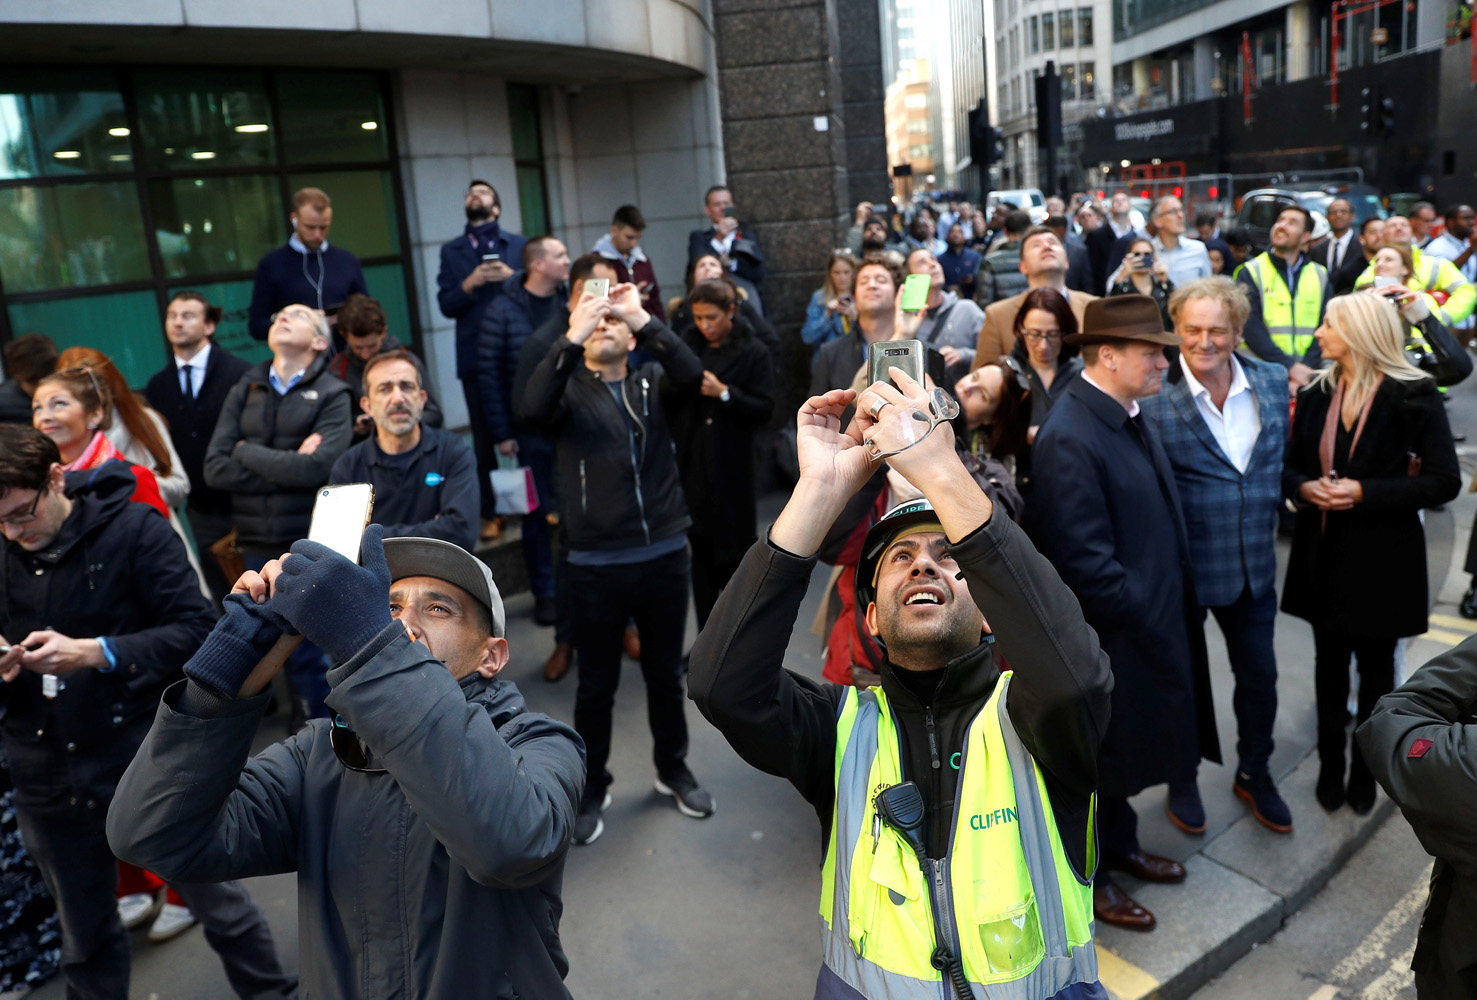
[1139,355,1289,608]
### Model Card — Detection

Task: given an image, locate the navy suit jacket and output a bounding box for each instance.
[144,344,253,517]
[686,227,765,287]
[1139,356,1288,608]
[437,226,528,381]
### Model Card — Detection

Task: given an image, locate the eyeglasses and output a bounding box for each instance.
[0,488,43,528]
[330,714,386,773]
[999,355,1033,391]
[1019,329,1062,344]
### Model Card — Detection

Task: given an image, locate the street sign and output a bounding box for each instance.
[1371,26,1389,44]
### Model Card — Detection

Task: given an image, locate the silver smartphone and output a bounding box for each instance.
[868,340,925,390]
[307,483,375,564]
[584,277,610,299]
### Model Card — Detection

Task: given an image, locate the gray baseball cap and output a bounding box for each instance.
[382,536,505,637]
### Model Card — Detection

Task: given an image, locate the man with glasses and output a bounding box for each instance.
[108,524,584,999]
[1141,276,1293,835]
[0,426,294,1000]
[1308,199,1363,295]
[1148,196,1213,288]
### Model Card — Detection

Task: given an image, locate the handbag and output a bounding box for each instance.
[490,457,539,516]
[209,528,245,587]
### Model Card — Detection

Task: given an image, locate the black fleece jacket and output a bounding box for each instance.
[689,509,1112,872]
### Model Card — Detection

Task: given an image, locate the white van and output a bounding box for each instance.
[985,188,1048,224]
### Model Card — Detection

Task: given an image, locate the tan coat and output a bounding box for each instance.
[972,287,1097,366]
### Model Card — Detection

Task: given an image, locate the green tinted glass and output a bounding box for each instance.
[134,69,275,171]
[0,183,150,293]
[9,290,164,387]
[0,70,131,179]
[516,164,548,236]
[363,263,413,351]
[508,84,542,162]
[169,280,271,366]
[287,170,399,256]
[148,175,284,279]
[277,72,388,164]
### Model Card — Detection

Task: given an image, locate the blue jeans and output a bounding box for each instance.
[244,555,331,719]
[1204,585,1279,776]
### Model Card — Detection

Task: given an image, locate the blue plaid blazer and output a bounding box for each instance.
[1139,355,1288,607]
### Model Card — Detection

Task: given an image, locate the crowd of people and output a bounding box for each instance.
[0,173,1473,998]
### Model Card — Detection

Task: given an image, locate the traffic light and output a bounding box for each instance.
[968,101,1006,172]
[1378,94,1396,134]
[1034,64,1063,148]
[1360,87,1375,132]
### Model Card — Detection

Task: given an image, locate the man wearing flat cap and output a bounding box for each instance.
[1025,294,1221,932]
[108,525,586,999]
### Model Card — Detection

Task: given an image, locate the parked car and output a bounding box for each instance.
[1234,184,1386,253]
[986,188,1048,223]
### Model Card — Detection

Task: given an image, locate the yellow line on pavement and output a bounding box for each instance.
[1426,613,1477,634]
[1416,628,1471,647]
[1097,946,1160,1000]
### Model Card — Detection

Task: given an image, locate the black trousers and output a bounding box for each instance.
[689,534,744,632]
[169,881,297,1000]
[569,547,691,796]
[15,804,129,1000]
[1313,625,1396,776]
[461,377,497,521]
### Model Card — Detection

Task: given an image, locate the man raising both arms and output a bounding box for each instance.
[689,371,1112,999]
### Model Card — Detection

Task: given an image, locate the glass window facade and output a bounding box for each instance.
[1079,8,1094,46]
[0,67,414,387]
[1043,13,1056,50]
[1060,11,1075,48]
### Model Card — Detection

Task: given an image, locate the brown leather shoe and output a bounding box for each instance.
[480,517,504,541]
[622,626,641,661]
[1093,883,1156,931]
[543,642,574,683]
[1105,849,1186,884]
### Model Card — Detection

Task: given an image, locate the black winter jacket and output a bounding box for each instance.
[110,624,585,1000]
[519,320,703,551]
[203,354,353,556]
[664,321,775,563]
[328,427,479,551]
[689,511,1112,871]
[0,463,214,811]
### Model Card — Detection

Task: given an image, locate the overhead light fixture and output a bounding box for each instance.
[1120,159,1130,167]
[361,121,378,130]
[164,147,175,154]
[53,150,81,159]
[108,127,131,137]
[191,151,217,160]
[234,123,269,133]
[109,153,131,161]
[1151,157,1162,165]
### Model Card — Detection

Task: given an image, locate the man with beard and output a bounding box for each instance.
[436,180,527,544]
[329,350,478,552]
[1026,295,1221,932]
[688,369,1112,998]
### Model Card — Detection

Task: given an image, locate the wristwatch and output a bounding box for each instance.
[719,388,731,402]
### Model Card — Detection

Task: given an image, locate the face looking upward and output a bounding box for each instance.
[865,533,984,660]
[694,256,726,284]
[32,384,98,458]
[388,577,505,681]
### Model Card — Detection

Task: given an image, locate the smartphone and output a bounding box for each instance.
[584,277,610,300]
[307,483,375,564]
[481,253,501,265]
[1373,275,1397,289]
[722,205,738,218]
[900,273,931,312]
[868,340,925,390]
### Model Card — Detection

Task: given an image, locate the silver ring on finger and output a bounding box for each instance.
[869,396,890,419]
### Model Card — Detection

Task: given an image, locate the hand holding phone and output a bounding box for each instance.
[307,484,375,564]
[900,273,931,313]
[584,277,610,300]
[868,340,925,389]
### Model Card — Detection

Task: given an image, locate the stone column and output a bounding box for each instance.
[1286,0,1313,82]
[1193,36,1216,101]
[711,0,887,421]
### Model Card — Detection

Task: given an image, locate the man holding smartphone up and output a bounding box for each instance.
[521,281,711,844]
[107,524,584,999]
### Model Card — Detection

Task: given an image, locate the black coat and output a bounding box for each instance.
[1282,375,1460,638]
[668,298,780,357]
[665,321,775,563]
[1025,376,1221,795]
[0,463,215,811]
[1308,237,1369,296]
[203,354,353,556]
[0,379,32,425]
[144,344,253,517]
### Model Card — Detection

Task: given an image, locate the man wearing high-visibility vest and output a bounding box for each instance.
[1236,205,1331,392]
[1354,214,1476,332]
[690,370,1112,1000]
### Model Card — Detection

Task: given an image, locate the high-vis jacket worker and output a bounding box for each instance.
[689,375,1112,1000]
[1237,250,1330,371]
[1354,246,1476,331]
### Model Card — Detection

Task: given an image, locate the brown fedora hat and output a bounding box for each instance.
[1064,294,1180,346]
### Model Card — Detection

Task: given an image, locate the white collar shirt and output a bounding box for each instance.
[709,229,737,259]
[1179,354,1261,473]
[1328,230,1355,273]
[174,342,213,398]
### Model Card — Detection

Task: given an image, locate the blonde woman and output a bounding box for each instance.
[1281,292,1460,816]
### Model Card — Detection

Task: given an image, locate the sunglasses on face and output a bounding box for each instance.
[330,714,386,773]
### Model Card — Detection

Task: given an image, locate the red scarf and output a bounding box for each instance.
[64,431,168,517]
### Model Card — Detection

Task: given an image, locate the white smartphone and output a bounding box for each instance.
[584,277,610,299]
[307,483,375,564]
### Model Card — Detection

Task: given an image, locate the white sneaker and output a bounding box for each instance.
[117,891,161,930]
[147,903,197,943]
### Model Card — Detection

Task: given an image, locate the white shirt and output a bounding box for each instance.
[709,229,737,260]
[1151,234,1213,287]
[174,342,212,398]
[1080,369,1140,417]
[1327,230,1355,274]
[1179,354,1261,473]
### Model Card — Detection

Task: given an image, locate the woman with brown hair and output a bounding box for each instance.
[1008,286,1083,442]
[1283,292,1460,814]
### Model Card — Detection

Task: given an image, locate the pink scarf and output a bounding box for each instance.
[63,431,121,472]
